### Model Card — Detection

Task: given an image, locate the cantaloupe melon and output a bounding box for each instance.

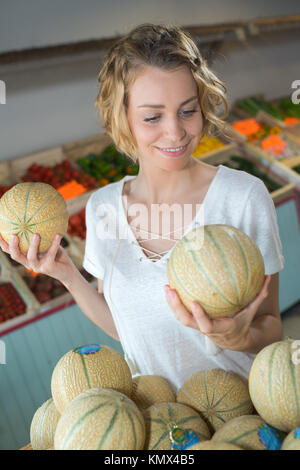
[54,388,145,450]
[188,440,243,450]
[143,402,211,450]
[0,182,68,254]
[281,427,300,450]
[176,368,254,432]
[131,375,176,409]
[30,397,60,450]
[212,415,286,450]
[167,224,265,318]
[249,338,300,432]
[51,344,132,413]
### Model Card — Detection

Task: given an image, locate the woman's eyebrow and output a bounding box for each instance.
[138,96,198,108]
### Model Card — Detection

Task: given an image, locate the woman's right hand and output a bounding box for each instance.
[0,232,77,286]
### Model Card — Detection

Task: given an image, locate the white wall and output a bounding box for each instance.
[0,0,300,161]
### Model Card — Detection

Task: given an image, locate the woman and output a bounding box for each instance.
[0,23,284,390]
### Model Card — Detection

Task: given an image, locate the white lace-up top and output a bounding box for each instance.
[83,165,284,391]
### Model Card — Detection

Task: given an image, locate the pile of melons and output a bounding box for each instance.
[24,338,300,451]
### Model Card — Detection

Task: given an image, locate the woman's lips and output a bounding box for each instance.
[155,142,190,157]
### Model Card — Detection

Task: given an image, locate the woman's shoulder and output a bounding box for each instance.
[217,164,264,194]
[87,176,130,207]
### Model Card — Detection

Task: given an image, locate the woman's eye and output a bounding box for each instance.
[143,109,198,123]
[182,109,197,116]
[144,116,159,122]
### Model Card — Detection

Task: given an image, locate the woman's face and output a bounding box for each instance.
[127,65,203,168]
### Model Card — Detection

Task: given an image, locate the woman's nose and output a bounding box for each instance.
[163,117,186,143]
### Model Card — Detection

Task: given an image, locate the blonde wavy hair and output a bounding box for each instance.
[95,23,229,163]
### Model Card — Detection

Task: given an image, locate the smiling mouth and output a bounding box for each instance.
[156,142,190,153]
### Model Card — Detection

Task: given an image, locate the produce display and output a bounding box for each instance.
[0,282,27,324]
[212,415,286,450]
[232,118,300,160]
[167,224,265,318]
[143,402,211,450]
[67,208,86,239]
[281,428,300,450]
[21,160,97,192]
[21,338,300,450]
[249,338,300,432]
[76,145,139,187]
[192,135,225,158]
[0,182,69,255]
[131,375,176,410]
[0,184,14,197]
[51,344,132,413]
[54,388,145,450]
[30,398,60,450]
[235,96,300,126]
[220,155,283,193]
[23,273,67,304]
[177,369,253,432]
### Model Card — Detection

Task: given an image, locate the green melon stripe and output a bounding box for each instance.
[179,239,237,310]
[269,343,282,426]
[123,408,137,449]
[211,381,245,409]
[79,355,91,388]
[210,371,222,408]
[214,399,252,414]
[26,192,61,224]
[225,428,259,445]
[205,227,240,304]
[289,348,300,422]
[211,413,226,425]
[7,189,22,224]
[179,384,210,411]
[24,230,30,245]
[39,399,53,447]
[203,370,212,408]
[24,210,68,227]
[169,253,230,312]
[96,407,120,449]
[151,430,169,449]
[24,183,34,223]
[230,232,250,302]
[0,214,19,225]
[61,402,109,448]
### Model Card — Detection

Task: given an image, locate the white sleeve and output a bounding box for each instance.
[82,193,105,280]
[240,179,285,275]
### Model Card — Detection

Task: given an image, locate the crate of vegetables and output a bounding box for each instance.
[7,144,98,202]
[0,251,41,333]
[201,145,295,205]
[227,115,300,167]
[192,134,236,160]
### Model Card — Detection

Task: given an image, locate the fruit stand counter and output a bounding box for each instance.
[0,133,300,449]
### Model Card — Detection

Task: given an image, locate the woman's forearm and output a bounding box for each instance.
[243,314,283,354]
[62,269,120,342]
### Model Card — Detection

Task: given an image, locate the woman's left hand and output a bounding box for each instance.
[164,275,271,351]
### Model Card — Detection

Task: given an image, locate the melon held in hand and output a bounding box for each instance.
[167,224,265,318]
[0,182,69,254]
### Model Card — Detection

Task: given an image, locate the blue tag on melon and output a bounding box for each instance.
[74,344,101,355]
[294,427,300,439]
[170,427,199,450]
[257,424,286,450]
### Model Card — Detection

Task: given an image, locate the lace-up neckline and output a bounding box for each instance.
[120,166,222,264]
